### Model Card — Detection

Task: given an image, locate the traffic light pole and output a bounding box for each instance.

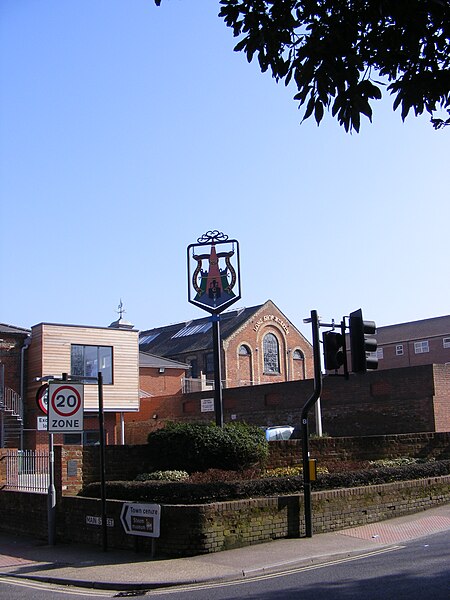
[301,310,322,538]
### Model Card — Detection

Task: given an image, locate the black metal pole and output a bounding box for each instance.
[211,314,223,427]
[98,371,108,551]
[301,310,322,538]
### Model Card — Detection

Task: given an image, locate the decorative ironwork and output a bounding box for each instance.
[187,231,241,314]
[197,230,229,244]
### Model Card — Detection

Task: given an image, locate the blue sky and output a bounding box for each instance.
[1,0,448,340]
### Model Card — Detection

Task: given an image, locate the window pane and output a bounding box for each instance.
[71,345,84,377]
[264,333,280,373]
[71,345,113,384]
[414,341,429,354]
[64,433,82,445]
[98,347,112,384]
[84,346,98,378]
[205,352,214,373]
[84,431,100,446]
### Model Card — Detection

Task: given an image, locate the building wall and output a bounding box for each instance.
[32,413,118,451]
[375,335,450,370]
[124,365,450,443]
[0,331,29,393]
[223,302,313,386]
[139,366,185,397]
[159,302,313,389]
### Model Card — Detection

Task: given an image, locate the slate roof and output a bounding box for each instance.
[0,323,31,335]
[139,352,189,370]
[376,315,450,345]
[139,304,264,358]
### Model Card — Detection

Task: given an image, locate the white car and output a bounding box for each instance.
[265,426,294,441]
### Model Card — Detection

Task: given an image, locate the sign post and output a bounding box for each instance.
[187,230,241,427]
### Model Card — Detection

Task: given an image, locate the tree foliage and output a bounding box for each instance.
[155,0,450,132]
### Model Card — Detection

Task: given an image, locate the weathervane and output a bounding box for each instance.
[117,299,125,319]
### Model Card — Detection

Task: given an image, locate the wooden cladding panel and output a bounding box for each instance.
[29,324,139,411]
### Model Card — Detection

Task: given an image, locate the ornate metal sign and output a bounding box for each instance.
[187,230,241,314]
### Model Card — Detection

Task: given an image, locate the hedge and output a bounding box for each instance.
[79,459,450,505]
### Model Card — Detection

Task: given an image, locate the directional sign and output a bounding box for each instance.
[120,503,161,538]
[48,383,84,433]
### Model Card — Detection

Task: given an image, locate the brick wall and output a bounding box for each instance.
[0,476,449,556]
[267,432,450,468]
[0,332,28,393]
[140,367,185,397]
[433,365,450,431]
[72,432,450,485]
[125,365,449,443]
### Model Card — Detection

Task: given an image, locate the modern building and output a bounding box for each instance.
[26,320,140,448]
[139,300,314,390]
[366,315,450,371]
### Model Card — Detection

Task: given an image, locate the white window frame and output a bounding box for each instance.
[376,347,384,359]
[414,340,429,354]
[443,337,450,349]
[395,344,404,356]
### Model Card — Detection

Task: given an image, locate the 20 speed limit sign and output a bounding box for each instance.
[48,383,84,432]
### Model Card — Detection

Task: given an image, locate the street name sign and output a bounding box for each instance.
[120,503,161,538]
[48,383,84,433]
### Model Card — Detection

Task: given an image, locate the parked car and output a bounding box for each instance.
[264,426,294,441]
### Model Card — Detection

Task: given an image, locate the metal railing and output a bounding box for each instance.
[1,387,22,419]
[5,449,49,493]
[181,377,261,393]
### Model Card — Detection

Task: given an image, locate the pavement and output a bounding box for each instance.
[0,504,449,592]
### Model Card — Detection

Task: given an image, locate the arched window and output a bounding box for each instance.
[293,349,304,360]
[239,344,251,356]
[263,333,280,373]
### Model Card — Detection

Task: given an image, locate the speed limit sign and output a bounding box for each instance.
[48,383,84,432]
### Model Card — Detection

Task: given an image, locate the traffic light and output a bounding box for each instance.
[323,331,345,371]
[349,308,378,373]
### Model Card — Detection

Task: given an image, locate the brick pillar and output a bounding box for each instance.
[54,446,84,497]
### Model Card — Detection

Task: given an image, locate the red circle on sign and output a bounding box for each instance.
[36,385,49,414]
[50,385,82,417]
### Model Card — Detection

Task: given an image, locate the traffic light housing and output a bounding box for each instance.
[349,309,378,373]
[323,331,345,371]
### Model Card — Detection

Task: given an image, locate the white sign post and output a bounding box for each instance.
[48,383,84,433]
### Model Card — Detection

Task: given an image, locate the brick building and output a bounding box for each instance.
[0,323,31,447]
[139,352,189,398]
[139,300,314,391]
[363,315,450,371]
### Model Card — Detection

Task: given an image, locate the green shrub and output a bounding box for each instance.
[145,421,268,473]
[135,470,189,482]
[188,468,262,483]
[368,457,433,468]
[79,459,450,505]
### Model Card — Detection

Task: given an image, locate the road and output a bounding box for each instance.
[0,531,448,599]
